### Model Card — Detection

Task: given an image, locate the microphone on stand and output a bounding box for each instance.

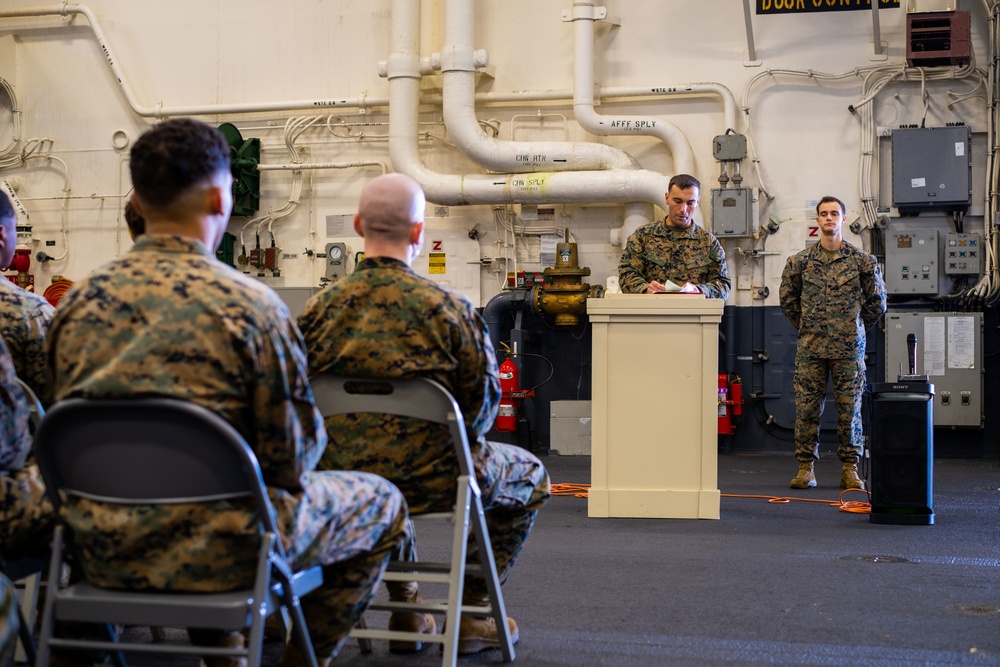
[906,333,917,376]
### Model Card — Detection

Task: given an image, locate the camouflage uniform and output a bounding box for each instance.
[779,241,886,464]
[47,234,408,656]
[0,277,55,407]
[618,219,731,299]
[0,573,17,666]
[298,256,551,601]
[0,333,54,561]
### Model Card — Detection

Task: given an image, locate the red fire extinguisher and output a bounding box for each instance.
[717,373,743,436]
[717,373,733,436]
[730,374,743,419]
[497,356,519,432]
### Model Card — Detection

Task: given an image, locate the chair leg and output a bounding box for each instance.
[35,527,65,667]
[441,479,474,667]
[469,494,515,663]
[14,571,40,664]
[15,603,36,665]
[354,616,373,654]
[103,624,127,667]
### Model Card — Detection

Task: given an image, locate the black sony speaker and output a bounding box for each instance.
[869,381,935,525]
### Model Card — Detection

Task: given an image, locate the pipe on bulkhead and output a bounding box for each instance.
[482,289,531,359]
[569,0,694,176]
[438,0,638,173]
[387,0,669,207]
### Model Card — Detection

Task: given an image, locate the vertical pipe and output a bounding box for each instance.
[742,0,757,63]
[871,0,884,57]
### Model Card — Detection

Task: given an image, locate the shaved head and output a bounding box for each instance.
[357,173,426,243]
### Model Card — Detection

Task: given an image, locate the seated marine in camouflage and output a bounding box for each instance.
[0,189,56,408]
[0,333,53,564]
[47,118,408,667]
[0,572,18,666]
[298,173,551,656]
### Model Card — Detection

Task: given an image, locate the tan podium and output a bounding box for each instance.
[587,294,724,519]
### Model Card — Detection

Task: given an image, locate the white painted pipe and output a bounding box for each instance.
[0,179,29,223]
[570,0,694,178]
[614,201,654,247]
[0,5,737,129]
[0,5,385,118]
[257,161,389,173]
[440,0,637,172]
[388,0,668,208]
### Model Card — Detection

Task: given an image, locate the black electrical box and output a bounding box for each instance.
[891,126,971,214]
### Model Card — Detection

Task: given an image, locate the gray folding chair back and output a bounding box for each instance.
[32,398,322,667]
[14,378,43,434]
[309,375,515,665]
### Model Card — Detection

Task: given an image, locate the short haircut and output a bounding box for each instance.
[129,118,230,210]
[0,190,13,225]
[124,200,145,239]
[668,173,700,192]
[357,173,425,243]
[816,196,845,216]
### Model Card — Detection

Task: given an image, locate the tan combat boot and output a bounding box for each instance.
[457,616,520,655]
[841,463,865,490]
[456,596,520,655]
[386,580,437,653]
[789,462,817,489]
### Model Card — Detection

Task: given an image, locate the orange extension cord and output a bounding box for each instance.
[550,483,872,514]
[42,277,73,306]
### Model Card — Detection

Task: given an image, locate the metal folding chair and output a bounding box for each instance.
[32,398,323,667]
[0,553,45,665]
[309,375,515,666]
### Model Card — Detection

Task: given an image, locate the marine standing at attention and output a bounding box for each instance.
[779,196,886,490]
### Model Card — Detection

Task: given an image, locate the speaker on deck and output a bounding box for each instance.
[869,381,935,525]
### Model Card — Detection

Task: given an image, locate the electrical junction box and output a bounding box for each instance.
[944,233,981,275]
[885,229,939,295]
[884,311,982,427]
[891,126,971,213]
[712,134,747,161]
[711,188,756,238]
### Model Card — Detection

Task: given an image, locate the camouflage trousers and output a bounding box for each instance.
[64,470,406,658]
[793,354,865,464]
[392,440,550,603]
[270,471,407,656]
[0,465,56,559]
[0,573,17,666]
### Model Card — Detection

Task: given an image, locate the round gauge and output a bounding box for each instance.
[329,245,344,262]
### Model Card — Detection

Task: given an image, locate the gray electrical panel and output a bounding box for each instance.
[711,188,755,238]
[884,229,938,294]
[891,126,971,213]
[943,232,981,275]
[884,311,983,427]
[712,134,747,161]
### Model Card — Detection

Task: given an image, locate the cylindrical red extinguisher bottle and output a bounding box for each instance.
[730,375,743,418]
[717,373,733,436]
[497,356,518,432]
